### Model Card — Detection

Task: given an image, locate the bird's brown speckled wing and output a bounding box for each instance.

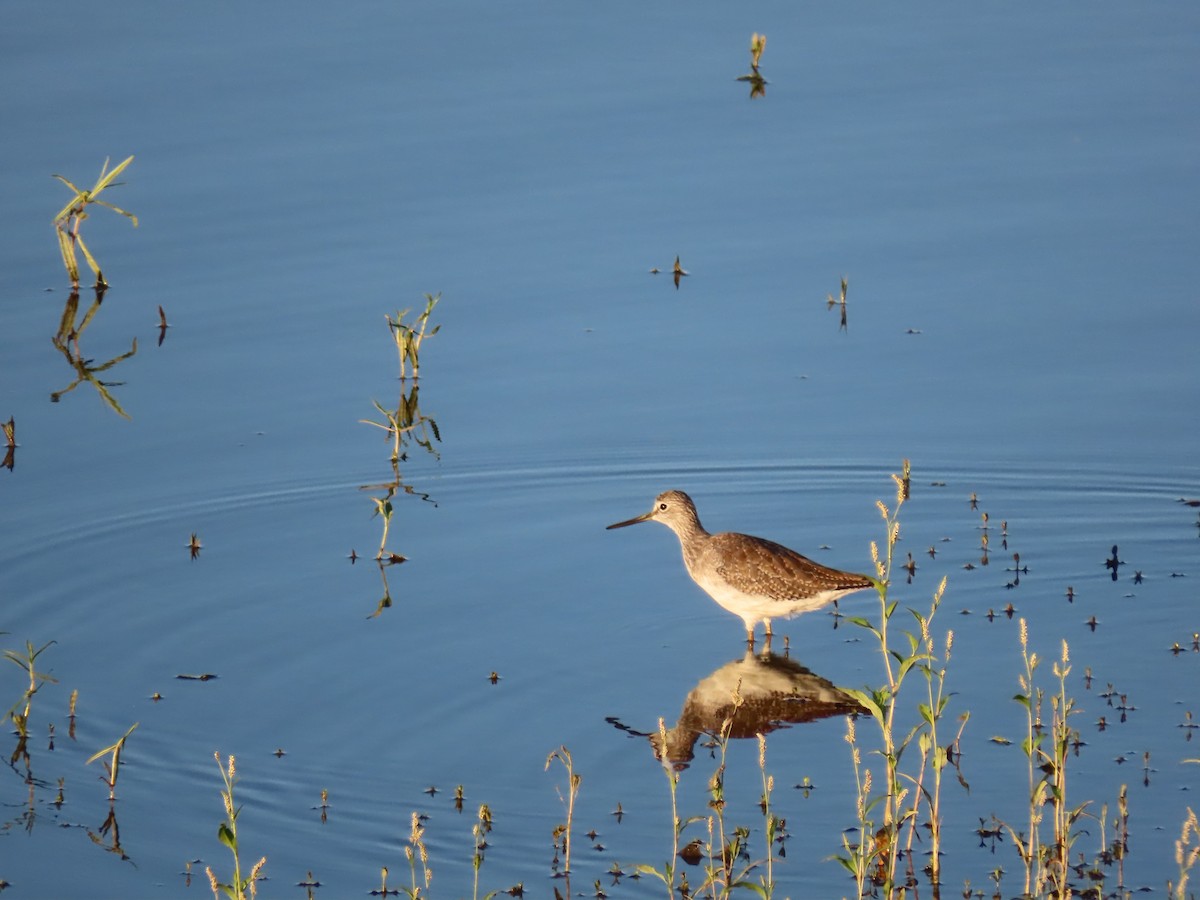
[709,532,872,602]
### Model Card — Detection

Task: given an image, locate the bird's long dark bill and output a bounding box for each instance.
[606,511,652,530]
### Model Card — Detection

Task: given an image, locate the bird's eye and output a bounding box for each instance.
[659,503,668,511]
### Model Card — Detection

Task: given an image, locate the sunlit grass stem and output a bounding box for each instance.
[545,745,581,878]
[636,718,683,899]
[756,732,777,899]
[1004,623,1091,896]
[472,803,496,900]
[700,706,734,897]
[1172,806,1200,899]
[404,810,432,899]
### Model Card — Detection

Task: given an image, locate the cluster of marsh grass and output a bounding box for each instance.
[838,460,965,895]
[363,801,511,900]
[178,465,1199,897]
[636,692,783,900]
[1006,625,1087,893]
[1,635,138,861]
[971,623,1146,898]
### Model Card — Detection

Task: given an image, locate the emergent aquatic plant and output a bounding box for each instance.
[86,721,139,802]
[546,745,582,879]
[388,292,441,379]
[1171,806,1200,899]
[5,639,57,726]
[53,155,138,289]
[827,276,849,332]
[839,460,966,895]
[402,810,432,899]
[750,32,766,70]
[736,33,768,98]
[471,803,496,900]
[206,752,267,900]
[637,690,782,900]
[1002,624,1090,896]
[635,719,686,899]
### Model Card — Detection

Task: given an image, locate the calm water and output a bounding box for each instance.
[3,3,1199,897]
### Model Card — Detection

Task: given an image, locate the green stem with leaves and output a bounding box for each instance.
[206,752,266,900]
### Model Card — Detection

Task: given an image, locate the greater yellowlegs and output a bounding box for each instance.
[607,490,874,644]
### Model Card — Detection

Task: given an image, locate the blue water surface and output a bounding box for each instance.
[2,3,1198,897]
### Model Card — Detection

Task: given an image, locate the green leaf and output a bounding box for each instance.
[92,198,139,226]
[52,173,83,195]
[218,822,237,852]
[843,688,882,721]
[832,855,859,876]
[734,882,768,899]
[917,702,933,726]
[93,155,135,195]
[633,864,669,886]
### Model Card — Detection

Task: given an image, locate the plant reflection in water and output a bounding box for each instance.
[50,287,138,419]
[359,379,441,617]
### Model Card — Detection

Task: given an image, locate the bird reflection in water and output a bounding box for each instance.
[612,650,863,769]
